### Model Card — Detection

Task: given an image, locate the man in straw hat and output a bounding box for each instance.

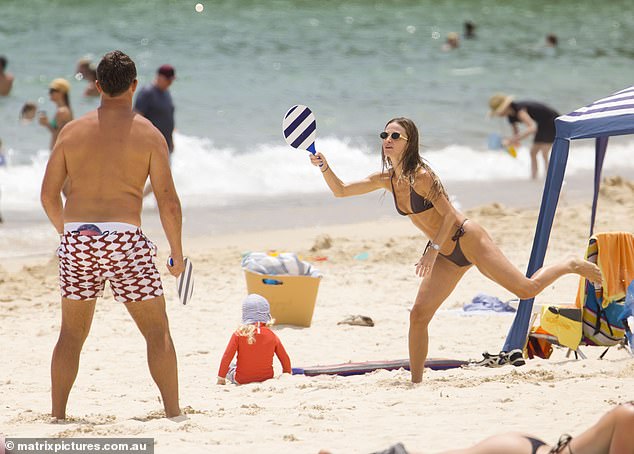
[489,93,560,179]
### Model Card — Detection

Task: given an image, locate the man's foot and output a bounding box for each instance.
[571,258,602,285]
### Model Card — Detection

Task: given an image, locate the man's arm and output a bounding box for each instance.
[148,135,184,277]
[40,134,68,234]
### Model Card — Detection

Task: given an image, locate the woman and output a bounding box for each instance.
[39,78,73,150]
[310,117,601,383]
[439,402,634,453]
[489,94,560,180]
[320,402,634,453]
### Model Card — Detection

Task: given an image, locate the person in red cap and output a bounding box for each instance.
[134,64,177,195]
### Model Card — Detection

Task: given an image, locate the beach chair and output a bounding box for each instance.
[527,232,634,359]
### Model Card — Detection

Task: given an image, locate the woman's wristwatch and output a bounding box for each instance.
[430,242,440,251]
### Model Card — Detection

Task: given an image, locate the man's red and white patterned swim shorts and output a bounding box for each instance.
[58,227,164,303]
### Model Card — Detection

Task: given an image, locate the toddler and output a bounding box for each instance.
[217,294,291,385]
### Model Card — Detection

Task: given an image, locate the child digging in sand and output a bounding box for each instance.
[217,294,292,385]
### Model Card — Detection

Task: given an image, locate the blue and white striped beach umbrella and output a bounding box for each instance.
[556,85,634,139]
[283,105,317,154]
[503,84,634,354]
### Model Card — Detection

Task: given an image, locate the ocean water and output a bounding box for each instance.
[1,0,634,211]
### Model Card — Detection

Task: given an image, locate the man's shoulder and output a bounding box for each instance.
[72,109,99,124]
[56,111,97,139]
[138,84,158,96]
[133,111,156,128]
[132,113,168,143]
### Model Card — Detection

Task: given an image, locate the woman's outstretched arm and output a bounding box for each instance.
[310,152,386,197]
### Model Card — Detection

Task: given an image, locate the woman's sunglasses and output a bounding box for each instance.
[49,88,59,94]
[380,131,408,141]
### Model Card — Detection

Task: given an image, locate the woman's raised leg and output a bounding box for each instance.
[467,228,601,300]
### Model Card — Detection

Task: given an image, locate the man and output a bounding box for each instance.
[134,64,176,154]
[134,64,176,196]
[41,50,184,419]
[0,55,15,96]
[75,57,99,97]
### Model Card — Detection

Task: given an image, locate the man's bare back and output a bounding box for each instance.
[61,103,168,225]
[41,79,180,251]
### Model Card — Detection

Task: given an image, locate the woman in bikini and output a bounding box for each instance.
[39,78,73,150]
[309,117,602,383]
[320,402,634,453]
[439,402,634,453]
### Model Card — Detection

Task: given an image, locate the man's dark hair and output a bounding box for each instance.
[96,50,137,96]
[0,56,7,71]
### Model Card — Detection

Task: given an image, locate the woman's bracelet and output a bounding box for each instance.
[321,165,330,173]
[423,242,440,255]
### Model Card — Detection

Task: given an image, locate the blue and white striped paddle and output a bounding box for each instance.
[283,105,318,155]
[168,256,194,305]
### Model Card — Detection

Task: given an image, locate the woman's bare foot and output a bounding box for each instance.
[571,258,602,285]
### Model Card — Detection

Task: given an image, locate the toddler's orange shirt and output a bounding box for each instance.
[218,325,291,384]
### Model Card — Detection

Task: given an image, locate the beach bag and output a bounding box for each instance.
[575,233,631,347]
[581,281,626,346]
[539,306,583,350]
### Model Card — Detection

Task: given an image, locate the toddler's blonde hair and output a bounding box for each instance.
[235,320,275,344]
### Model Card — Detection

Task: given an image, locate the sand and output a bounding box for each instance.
[1,176,633,454]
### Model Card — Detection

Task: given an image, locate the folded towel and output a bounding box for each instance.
[578,232,634,308]
[242,252,322,277]
[595,232,634,304]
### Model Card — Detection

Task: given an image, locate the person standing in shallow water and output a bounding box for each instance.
[134,64,176,197]
[0,55,15,96]
[309,117,601,383]
[39,78,73,150]
[75,58,99,97]
[489,93,560,180]
[41,50,184,419]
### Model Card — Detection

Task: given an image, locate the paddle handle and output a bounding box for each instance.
[307,143,326,169]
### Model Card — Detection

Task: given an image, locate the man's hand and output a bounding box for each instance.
[167,254,185,277]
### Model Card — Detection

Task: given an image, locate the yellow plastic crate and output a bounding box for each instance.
[243,269,321,327]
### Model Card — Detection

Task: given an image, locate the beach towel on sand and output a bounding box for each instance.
[463,293,516,313]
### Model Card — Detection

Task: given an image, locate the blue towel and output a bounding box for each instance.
[463,293,516,313]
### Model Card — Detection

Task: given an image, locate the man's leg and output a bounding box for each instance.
[125,296,180,417]
[51,298,96,419]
